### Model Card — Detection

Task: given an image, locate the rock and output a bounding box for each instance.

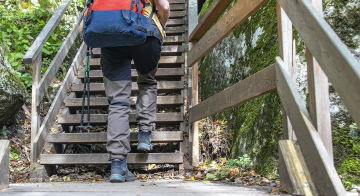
[0,53,26,125]
[269,183,278,187]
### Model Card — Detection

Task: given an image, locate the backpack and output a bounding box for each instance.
[83,0,149,48]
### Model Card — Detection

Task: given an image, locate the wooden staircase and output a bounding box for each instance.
[39,0,188,170]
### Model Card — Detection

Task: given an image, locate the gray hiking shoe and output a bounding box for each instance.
[137,130,153,151]
[109,159,135,183]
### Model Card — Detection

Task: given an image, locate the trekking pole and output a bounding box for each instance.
[78,46,92,132]
[84,48,92,132]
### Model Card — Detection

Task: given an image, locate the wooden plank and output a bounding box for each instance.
[33,43,87,163]
[0,140,10,190]
[305,0,333,163]
[78,68,184,81]
[23,0,73,63]
[90,56,185,66]
[47,131,183,144]
[169,0,185,3]
[166,19,186,26]
[92,45,185,57]
[188,64,277,123]
[279,140,316,195]
[191,50,199,166]
[58,113,184,125]
[165,26,186,34]
[64,95,183,108]
[36,12,84,105]
[276,2,296,140]
[169,11,186,18]
[276,57,346,195]
[170,4,185,11]
[164,35,185,43]
[188,0,268,67]
[277,0,360,129]
[189,0,233,41]
[30,53,42,164]
[40,153,183,165]
[71,81,184,94]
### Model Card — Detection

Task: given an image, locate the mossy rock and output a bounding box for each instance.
[0,60,26,125]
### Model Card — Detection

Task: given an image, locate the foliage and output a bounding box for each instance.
[1,125,10,136]
[9,151,19,160]
[0,0,85,93]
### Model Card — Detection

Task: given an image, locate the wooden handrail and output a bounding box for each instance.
[187,0,268,67]
[22,0,73,64]
[35,11,85,106]
[189,0,233,42]
[188,64,277,123]
[276,57,346,195]
[277,0,360,128]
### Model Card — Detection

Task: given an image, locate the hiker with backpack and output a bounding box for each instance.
[80,0,170,182]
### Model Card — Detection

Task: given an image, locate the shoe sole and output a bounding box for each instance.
[110,176,134,183]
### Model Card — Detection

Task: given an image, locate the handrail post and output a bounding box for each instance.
[276,2,296,140]
[306,0,333,164]
[30,53,42,164]
[188,0,199,167]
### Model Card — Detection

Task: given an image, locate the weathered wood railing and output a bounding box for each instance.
[23,0,86,164]
[187,0,360,195]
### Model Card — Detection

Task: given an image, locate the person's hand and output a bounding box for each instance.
[163,30,166,38]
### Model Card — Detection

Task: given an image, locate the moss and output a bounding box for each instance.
[199,0,282,176]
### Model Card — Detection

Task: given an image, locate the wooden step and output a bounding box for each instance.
[170,4,185,11]
[64,96,183,109]
[164,27,186,35]
[58,113,183,125]
[92,45,185,58]
[71,81,184,94]
[47,131,183,144]
[40,153,183,164]
[168,0,186,3]
[90,56,185,69]
[166,19,186,27]
[78,68,184,81]
[169,11,186,18]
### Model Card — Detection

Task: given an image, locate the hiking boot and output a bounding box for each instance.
[109,159,135,183]
[137,130,153,151]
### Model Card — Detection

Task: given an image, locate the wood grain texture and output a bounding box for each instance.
[170,4,186,11]
[58,113,183,125]
[47,131,183,143]
[188,64,277,123]
[40,153,183,164]
[90,56,185,66]
[36,12,84,105]
[23,0,72,63]
[71,81,184,94]
[92,45,185,57]
[189,0,233,41]
[166,19,186,26]
[64,95,183,108]
[77,68,184,81]
[277,0,360,129]
[30,53,42,164]
[188,0,268,67]
[276,57,346,195]
[279,140,316,195]
[169,11,186,18]
[33,43,87,163]
[305,0,333,163]
[168,0,186,4]
[276,2,296,141]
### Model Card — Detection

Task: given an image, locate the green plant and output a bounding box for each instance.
[1,126,10,136]
[9,152,19,160]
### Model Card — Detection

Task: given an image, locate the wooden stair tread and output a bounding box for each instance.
[40,153,183,164]
[58,113,183,125]
[170,4,185,11]
[166,19,186,27]
[169,11,186,18]
[71,81,184,94]
[47,131,183,144]
[78,68,184,79]
[64,96,183,108]
[168,0,186,4]
[90,56,185,67]
[92,45,185,57]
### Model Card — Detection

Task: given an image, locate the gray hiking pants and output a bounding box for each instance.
[101,37,162,160]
